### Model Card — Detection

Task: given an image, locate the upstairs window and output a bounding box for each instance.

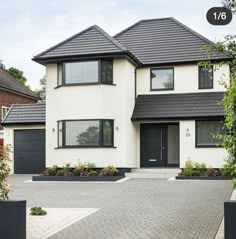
[151,68,174,90]
[199,66,213,89]
[1,106,9,120]
[196,120,225,147]
[58,60,113,86]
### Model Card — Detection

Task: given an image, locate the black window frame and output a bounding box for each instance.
[150,67,174,91]
[57,119,114,148]
[195,119,225,148]
[57,60,113,87]
[198,65,214,89]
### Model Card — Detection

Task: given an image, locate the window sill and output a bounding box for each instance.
[54,146,117,149]
[150,88,174,91]
[195,145,223,148]
[198,87,213,90]
[54,83,116,89]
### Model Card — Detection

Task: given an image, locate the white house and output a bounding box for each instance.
[4,18,231,176]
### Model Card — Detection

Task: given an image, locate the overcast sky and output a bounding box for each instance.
[0,0,235,90]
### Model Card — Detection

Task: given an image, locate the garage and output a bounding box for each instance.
[14,129,45,174]
[1,103,46,174]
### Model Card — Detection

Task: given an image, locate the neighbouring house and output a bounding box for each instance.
[2,103,45,173]
[9,17,231,176]
[0,67,40,145]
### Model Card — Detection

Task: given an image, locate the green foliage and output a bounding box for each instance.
[7,67,28,86]
[192,170,201,176]
[184,160,194,169]
[222,0,236,14]
[87,170,98,176]
[35,76,46,102]
[73,162,86,176]
[0,146,12,200]
[100,165,119,176]
[73,162,96,176]
[30,207,47,216]
[46,165,58,176]
[182,168,193,177]
[62,163,70,174]
[56,170,64,176]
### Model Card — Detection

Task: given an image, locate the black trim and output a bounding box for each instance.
[131,116,226,121]
[32,176,124,181]
[195,119,225,148]
[1,122,45,126]
[33,52,141,67]
[57,119,114,148]
[198,65,214,89]
[150,67,174,91]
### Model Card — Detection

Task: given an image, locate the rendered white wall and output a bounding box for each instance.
[179,120,228,168]
[3,125,45,173]
[46,59,138,168]
[137,64,229,95]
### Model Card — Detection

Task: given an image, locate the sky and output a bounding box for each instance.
[0,0,235,90]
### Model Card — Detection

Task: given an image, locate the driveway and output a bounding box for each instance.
[8,175,232,239]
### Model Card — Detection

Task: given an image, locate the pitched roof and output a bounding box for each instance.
[0,68,39,99]
[114,18,230,65]
[1,103,45,125]
[132,92,225,120]
[33,25,129,62]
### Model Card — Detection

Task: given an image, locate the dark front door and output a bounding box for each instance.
[140,124,166,167]
[14,129,45,174]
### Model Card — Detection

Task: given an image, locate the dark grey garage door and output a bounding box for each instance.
[14,129,45,174]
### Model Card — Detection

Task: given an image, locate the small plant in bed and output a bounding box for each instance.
[87,170,97,176]
[100,165,119,176]
[30,207,47,216]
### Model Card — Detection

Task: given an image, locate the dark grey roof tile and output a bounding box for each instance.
[115,18,230,65]
[2,103,45,124]
[132,92,225,120]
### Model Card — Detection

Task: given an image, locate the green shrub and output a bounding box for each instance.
[86,162,96,172]
[56,170,64,176]
[221,158,236,176]
[46,165,58,176]
[73,162,86,176]
[100,165,119,176]
[192,170,201,176]
[62,163,70,174]
[185,160,194,169]
[194,162,207,176]
[30,207,47,216]
[0,146,11,200]
[182,168,193,177]
[87,170,97,176]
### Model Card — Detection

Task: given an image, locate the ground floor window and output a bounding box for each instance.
[57,119,114,147]
[196,120,225,147]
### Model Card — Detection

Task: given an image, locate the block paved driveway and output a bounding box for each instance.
[9,175,232,239]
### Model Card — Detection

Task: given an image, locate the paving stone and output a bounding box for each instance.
[8,176,232,239]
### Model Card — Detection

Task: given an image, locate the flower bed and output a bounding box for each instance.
[176,160,233,180]
[32,163,128,182]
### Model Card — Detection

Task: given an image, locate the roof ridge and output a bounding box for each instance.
[33,25,95,59]
[92,25,127,51]
[114,17,173,38]
[33,25,127,60]
[169,18,216,46]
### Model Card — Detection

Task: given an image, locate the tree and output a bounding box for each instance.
[76,126,99,145]
[212,1,236,187]
[222,0,236,13]
[7,67,28,86]
[35,76,46,102]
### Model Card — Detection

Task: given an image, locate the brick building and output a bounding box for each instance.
[0,67,40,144]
